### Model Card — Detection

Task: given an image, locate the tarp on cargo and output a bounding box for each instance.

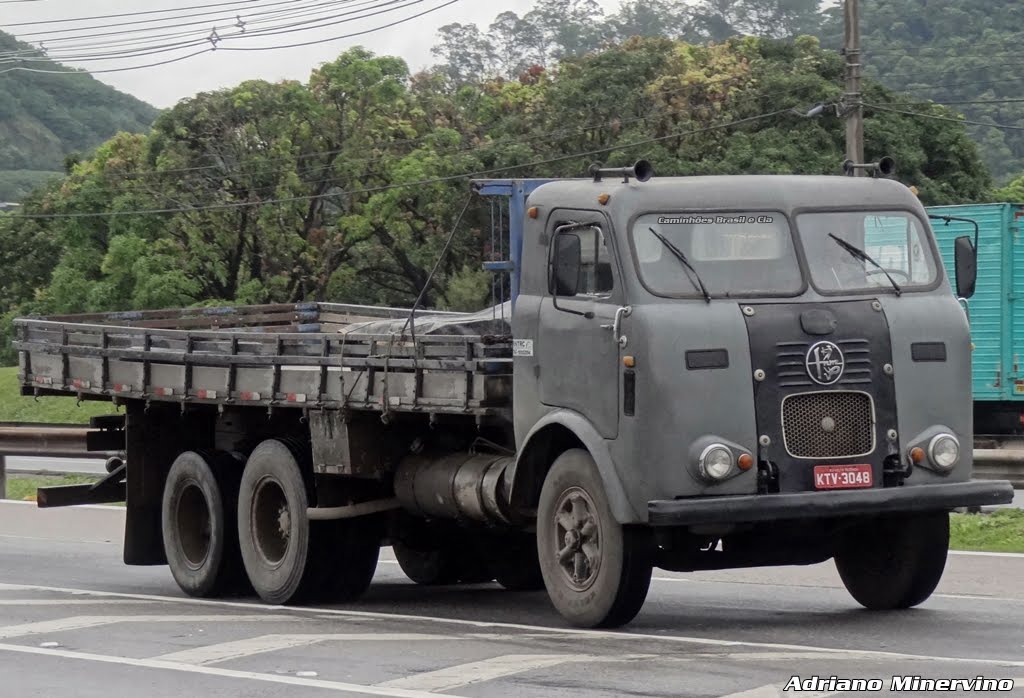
[336,301,512,338]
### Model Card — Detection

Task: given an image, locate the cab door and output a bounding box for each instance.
[537,210,625,439]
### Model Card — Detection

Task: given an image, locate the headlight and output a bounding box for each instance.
[699,445,734,481]
[927,433,960,472]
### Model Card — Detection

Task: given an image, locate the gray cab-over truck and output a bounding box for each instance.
[15,161,1015,628]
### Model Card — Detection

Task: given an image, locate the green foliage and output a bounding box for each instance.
[822,0,1024,184]
[0,170,61,201]
[0,30,158,202]
[950,510,1024,554]
[5,474,102,502]
[0,36,994,366]
[0,367,119,423]
[993,175,1024,203]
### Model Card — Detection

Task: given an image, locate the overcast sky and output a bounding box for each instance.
[1,0,624,108]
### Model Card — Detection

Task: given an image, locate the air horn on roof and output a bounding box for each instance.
[589,160,655,183]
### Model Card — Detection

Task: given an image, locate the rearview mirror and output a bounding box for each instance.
[551,233,581,297]
[954,235,977,299]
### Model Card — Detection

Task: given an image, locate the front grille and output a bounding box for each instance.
[782,391,875,459]
[776,339,872,388]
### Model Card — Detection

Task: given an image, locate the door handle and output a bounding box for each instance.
[957,297,970,322]
[600,306,632,348]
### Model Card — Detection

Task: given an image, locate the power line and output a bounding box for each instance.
[865,103,1024,132]
[12,108,793,220]
[0,0,462,75]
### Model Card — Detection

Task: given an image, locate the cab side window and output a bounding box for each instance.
[550,223,615,297]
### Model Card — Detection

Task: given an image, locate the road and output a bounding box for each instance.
[0,502,1022,697]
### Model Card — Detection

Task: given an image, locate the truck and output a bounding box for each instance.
[14,161,1015,629]
[928,202,1024,435]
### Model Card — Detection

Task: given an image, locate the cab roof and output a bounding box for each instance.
[527,175,925,217]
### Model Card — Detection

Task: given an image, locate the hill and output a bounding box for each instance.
[0,31,159,201]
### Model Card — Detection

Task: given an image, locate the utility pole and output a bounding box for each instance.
[843,0,864,171]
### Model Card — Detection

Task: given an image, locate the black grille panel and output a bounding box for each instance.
[782,391,875,459]
[776,339,873,388]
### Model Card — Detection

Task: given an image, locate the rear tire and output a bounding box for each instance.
[834,511,949,610]
[488,532,545,591]
[237,439,380,605]
[393,537,493,585]
[537,449,652,628]
[162,450,244,598]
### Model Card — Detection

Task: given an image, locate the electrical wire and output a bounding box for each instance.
[865,102,1024,132]
[0,0,462,75]
[10,107,794,220]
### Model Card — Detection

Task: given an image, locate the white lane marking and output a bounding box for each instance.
[376,654,588,692]
[0,501,125,513]
[717,685,839,698]
[385,561,1024,604]
[0,599,152,606]
[0,581,1022,669]
[157,633,456,666]
[949,550,1024,559]
[0,642,455,698]
[649,575,1024,603]
[0,615,294,640]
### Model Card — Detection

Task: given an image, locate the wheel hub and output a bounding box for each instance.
[252,477,291,567]
[553,487,601,591]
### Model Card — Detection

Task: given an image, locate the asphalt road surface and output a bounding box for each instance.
[0,502,1022,697]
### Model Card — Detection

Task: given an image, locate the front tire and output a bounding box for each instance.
[834,511,949,610]
[161,450,244,598]
[537,449,652,628]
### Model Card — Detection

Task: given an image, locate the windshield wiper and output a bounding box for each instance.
[827,233,902,296]
[648,227,711,303]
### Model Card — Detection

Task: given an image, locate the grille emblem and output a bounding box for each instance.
[806,341,845,386]
[821,416,836,432]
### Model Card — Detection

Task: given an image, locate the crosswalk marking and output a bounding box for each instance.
[376,654,591,692]
[0,642,454,698]
[0,614,294,640]
[156,633,456,666]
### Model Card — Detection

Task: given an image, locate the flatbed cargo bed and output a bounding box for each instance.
[14,302,513,416]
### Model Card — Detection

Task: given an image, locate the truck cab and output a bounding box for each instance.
[505,166,1011,627]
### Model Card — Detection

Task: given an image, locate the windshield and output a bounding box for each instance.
[631,212,802,297]
[797,211,939,293]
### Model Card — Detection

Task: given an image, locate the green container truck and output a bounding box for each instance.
[929,202,1024,434]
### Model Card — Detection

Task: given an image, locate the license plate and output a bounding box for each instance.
[813,464,873,490]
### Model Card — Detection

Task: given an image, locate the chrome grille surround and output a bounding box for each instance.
[781,390,876,459]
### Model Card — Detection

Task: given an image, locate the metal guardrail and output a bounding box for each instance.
[0,423,119,498]
[0,424,1022,498]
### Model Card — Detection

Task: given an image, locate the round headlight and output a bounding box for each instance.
[699,445,734,481]
[927,434,960,472]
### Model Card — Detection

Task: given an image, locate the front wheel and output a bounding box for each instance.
[537,449,652,628]
[834,511,949,610]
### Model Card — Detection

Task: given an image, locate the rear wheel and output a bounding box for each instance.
[834,511,949,610]
[537,449,652,628]
[393,534,493,585]
[161,450,244,598]
[238,439,380,605]
[488,532,545,591]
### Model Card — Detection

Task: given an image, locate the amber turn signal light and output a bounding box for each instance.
[527,206,539,219]
[737,453,754,471]
[910,447,926,464]
[597,193,611,206]
[623,356,636,368]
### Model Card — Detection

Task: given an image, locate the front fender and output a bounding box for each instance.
[511,409,643,524]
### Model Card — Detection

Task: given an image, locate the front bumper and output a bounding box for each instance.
[648,480,1015,526]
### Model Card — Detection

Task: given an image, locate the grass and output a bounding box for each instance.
[0,366,121,424]
[950,509,1024,553]
[3,473,100,501]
